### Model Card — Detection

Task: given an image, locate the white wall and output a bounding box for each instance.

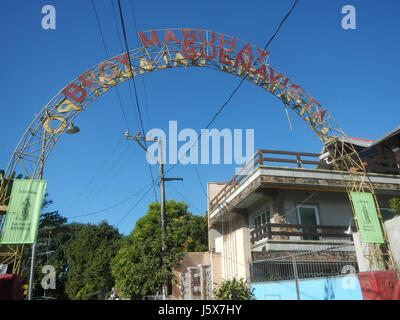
[216,214,251,281]
[384,216,400,273]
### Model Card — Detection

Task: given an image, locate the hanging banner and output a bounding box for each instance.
[0,179,47,244]
[350,192,384,244]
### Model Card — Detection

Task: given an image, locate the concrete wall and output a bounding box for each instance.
[352,232,385,272]
[385,216,400,273]
[247,190,394,228]
[246,190,354,228]
[172,252,210,300]
[216,217,251,282]
[283,190,352,226]
[207,182,227,252]
[211,252,222,289]
[251,275,363,300]
[351,216,400,273]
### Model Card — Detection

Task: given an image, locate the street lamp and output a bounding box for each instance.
[65,123,80,134]
[344,218,356,235]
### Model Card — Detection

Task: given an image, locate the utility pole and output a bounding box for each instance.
[124,129,182,300]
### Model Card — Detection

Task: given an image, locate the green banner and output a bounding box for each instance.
[350,192,384,244]
[0,179,47,244]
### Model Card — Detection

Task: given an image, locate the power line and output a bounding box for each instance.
[65,137,124,216]
[169,183,203,214]
[165,0,299,177]
[116,183,155,226]
[186,0,300,236]
[116,0,146,139]
[110,0,141,131]
[90,0,130,130]
[78,0,299,226]
[67,141,136,217]
[130,0,152,129]
[193,164,208,199]
[116,0,158,202]
[66,181,153,220]
[206,0,299,129]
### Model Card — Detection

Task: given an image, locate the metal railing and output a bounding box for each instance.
[250,222,356,244]
[209,149,326,211]
[250,242,358,283]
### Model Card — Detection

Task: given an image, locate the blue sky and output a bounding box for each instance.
[1,0,399,235]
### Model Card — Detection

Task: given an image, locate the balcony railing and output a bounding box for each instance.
[250,222,356,244]
[250,242,358,283]
[209,149,326,212]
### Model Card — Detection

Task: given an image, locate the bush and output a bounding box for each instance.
[212,278,255,300]
[389,198,400,216]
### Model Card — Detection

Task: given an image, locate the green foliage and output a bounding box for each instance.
[212,278,255,300]
[20,194,85,300]
[64,221,122,300]
[111,200,208,298]
[389,197,400,216]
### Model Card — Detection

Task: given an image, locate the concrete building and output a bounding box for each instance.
[173,127,400,299]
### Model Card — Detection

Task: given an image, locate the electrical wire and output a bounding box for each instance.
[110,0,141,131]
[66,181,154,220]
[89,0,159,214]
[169,183,203,214]
[180,0,300,233]
[205,0,299,130]
[116,0,146,140]
[130,0,152,130]
[191,0,299,263]
[116,0,158,202]
[65,137,124,216]
[69,0,299,232]
[90,0,130,130]
[164,1,299,177]
[116,183,155,226]
[67,141,136,217]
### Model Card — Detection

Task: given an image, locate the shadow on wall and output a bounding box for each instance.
[324,277,336,300]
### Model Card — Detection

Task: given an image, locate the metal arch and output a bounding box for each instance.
[0,28,395,272]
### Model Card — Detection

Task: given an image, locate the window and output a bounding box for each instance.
[253,209,271,227]
[253,209,271,238]
[297,205,320,240]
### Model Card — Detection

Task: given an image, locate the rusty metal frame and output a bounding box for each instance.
[0,28,395,273]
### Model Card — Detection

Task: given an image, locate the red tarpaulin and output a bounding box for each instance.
[357,271,400,300]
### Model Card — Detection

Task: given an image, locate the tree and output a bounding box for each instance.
[64,221,122,300]
[212,278,255,300]
[111,200,208,298]
[389,197,400,216]
[20,194,85,300]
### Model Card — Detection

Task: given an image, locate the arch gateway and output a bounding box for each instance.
[0,28,395,273]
